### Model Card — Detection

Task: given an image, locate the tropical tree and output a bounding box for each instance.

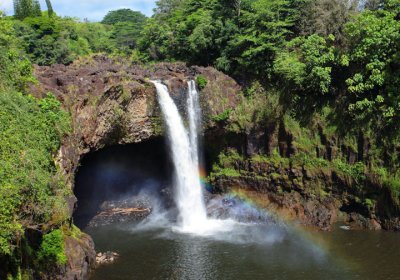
[13,0,41,20]
[297,0,358,42]
[101,9,146,25]
[340,4,400,134]
[45,0,54,17]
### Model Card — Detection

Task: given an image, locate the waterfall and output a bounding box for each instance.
[152,81,207,232]
[187,80,202,166]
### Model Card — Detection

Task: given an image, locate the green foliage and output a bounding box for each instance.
[38,229,67,265]
[62,224,83,241]
[297,0,357,41]
[211,167,241,178]
[0,90,70,256]
[10,8,148,63]
[252,151,290,169]
[196,75,207,90]
[212,109,231,122]
[291,152,329,170]
[44,0,54,17]
[209,150,243,179]
[0,185,23,256]
[218,149,244,167]
[14,0,42,20]
[137,17,172,61]
[100,9,147,55]
[229,83,281,133]
[12,16,94,65]
[333,159,366,182]
[101,9,147,25]
[139,0,303,78]
[110,21,143,53]
[228,0,300,77]
[374,167,400,200]
[74,22,113,53]
[0,17,34,91]
[139,0,222,63]
[276,34,335,95]
[342,8,400,133]
[283,114,321,154]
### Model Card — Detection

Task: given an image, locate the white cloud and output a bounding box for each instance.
[0,0,13,15]
[0,0,156,20]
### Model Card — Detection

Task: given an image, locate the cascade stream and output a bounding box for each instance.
[152,80,207,232]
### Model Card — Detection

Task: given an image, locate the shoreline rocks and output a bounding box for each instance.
[96,251,119,265]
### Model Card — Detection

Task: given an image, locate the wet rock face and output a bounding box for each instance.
[212,175,339,231]
[31,55,241,186]
[63,233,96,280]
[85,196,153,227]
[210,160,397,231]
[29,56,241,280]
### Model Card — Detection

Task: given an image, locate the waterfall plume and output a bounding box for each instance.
[152,81,207,232]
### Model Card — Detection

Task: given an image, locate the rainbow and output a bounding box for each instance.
[199,166,214,193]
[198,166,355,272]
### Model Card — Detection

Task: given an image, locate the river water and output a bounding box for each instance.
[85,82,400,280]
[86,222,400,280]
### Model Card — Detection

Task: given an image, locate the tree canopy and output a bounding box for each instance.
[101,9,147,25]
[14,0,41,20]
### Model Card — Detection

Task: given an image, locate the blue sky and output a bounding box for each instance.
[0,0,157,21]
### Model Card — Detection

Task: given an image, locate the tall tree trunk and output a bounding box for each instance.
[45,0,54,17]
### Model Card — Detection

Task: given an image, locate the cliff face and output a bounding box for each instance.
[211,159,395,231]
[31,55,241,279]
[32,56,241,185]
[207,118,400,231]
[29,55,399,279]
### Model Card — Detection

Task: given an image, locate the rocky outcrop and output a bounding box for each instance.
[31,55,241,186]
[211,157,400,231]
[63,233,95,280]
[32,229,95,280]
[96,252,119,265]
[30,55,241,279]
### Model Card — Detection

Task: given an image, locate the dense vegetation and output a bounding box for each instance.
[1,0,400,278]
[0,4,72,278]
[136,0,400,195]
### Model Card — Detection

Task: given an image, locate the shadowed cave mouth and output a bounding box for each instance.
[73,137,173,229]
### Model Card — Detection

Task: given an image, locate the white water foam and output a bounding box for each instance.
[152,81,208,233]
[187,80,201,166]
[152,80,242,236]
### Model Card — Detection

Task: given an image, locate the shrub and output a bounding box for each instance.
[211,109,231,122]
[228,84,281,133]
[0,185,23,256]
[0,90,70,256]
[374,167,400,201]
[290,153,329,169]
[196,75,208,90]
[38,229,67,265]
[217,149,243,168]
[333,159,365,182]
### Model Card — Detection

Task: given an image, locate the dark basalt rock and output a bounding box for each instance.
[96,252,119,266]
[63,233,95,280]
[210,159,399,231]
[86,196,153,227]
[30,55,242,280]
[31,55,241,187]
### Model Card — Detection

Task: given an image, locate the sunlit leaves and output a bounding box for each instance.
[343,8,400,128]
[275,34,335,95]
[0,91,70,255]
